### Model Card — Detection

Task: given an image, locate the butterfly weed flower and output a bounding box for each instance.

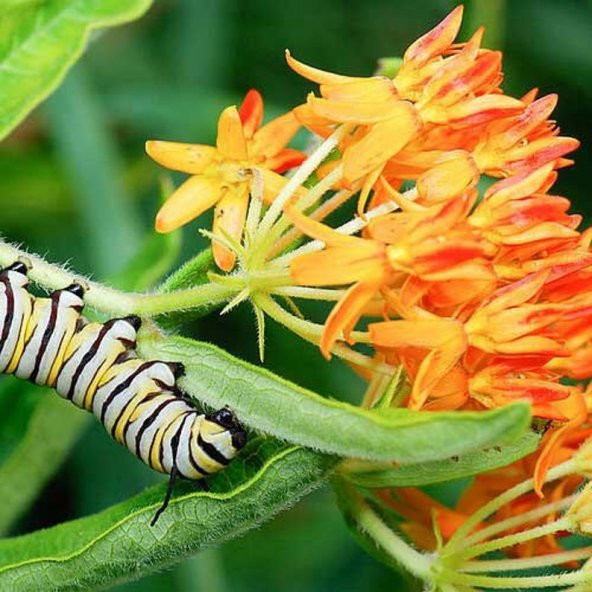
[146,89,305,271]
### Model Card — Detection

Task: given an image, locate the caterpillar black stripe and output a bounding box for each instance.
[0,262,247,524]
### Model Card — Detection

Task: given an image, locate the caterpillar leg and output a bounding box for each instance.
[150,466,179,527]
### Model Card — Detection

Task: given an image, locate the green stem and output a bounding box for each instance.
[444,459,575,552]
[452,517,570,563]
[0,239,235,316]
[461,546,592,573]
[439,567,587,589]
[459,493,577,550]
[340,483,432,581]
[255,127,345,241]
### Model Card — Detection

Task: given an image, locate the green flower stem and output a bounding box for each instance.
[256,166,343,266]
[452,517,571,563]
[270,195,404,269]
[0,239,235,317]
[269,188,353,258]
[271,286,346,301]
[439,568,587,589]
[255,126,346,241]
[254,293,393,374]
[459,493,577,549]
[444,459,575,552]
[461,546,592,573]
[339,483,432,581]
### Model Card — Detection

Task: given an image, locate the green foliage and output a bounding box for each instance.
[140,335,531,463]
[343,432,540,488]
[0,440,334,591]
[0,0,153,140]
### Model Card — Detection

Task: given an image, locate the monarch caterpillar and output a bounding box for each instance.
[0,261,247,524]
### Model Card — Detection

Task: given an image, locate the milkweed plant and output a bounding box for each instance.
[1,3,592,591]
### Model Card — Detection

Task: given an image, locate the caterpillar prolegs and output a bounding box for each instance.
[0,262,247,524]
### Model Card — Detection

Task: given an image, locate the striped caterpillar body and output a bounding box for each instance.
[0,262,247,523]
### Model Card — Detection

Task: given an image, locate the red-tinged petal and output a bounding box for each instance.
[320,281,379,358]
[427,94,524,126]
[217,106,248,160]
[490,335,566,357]
[416,153,479,204]
[403,6,464,66]
[252,111,301,159]
[155,175,223,232]
[320,78,397,102]
[483,163,555,207]
[290,243,386,287]
[212,187,249,271]
[145,141,217,174]
[265,148,306,174]
[417,259,494,282]
[505,136,580,173]
[343,105,421,184]
[497,95,558,150]
[285,50,362,84]
[309,95,405,123]
[239,89,264,139]
[482,271,549,314]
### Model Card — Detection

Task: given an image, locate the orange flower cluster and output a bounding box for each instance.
[285,6,591,493]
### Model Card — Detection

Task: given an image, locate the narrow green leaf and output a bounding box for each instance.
[341,432,540,488]
[0,0,153,139]
[0,393,89,535]
[139,335,531,463]
[44,66,142,275]
[0,440,334,591]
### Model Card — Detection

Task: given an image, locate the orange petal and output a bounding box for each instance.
[284,201,359,246]
[285,50,362,84]
[309,95,405,123]
[145,141,217,174]
[252,110,301,159]
[266,148,307,174]
[319,78,397,102]
[212,187,249,271]
[416,153,479,204]
[403,6,464,66]
[292,102,335,137]
[239,89,264,139]
[320,281,379,358]
[343,105,421,184]
[290,242,385,286]
[257,169,306,204]
[217,106,248,160]
[155,175,223,232]
[370,318,465,349]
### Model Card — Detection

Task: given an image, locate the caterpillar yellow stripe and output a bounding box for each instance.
[0,262,247,523]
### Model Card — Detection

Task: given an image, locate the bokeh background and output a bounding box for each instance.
[1,0,591,590]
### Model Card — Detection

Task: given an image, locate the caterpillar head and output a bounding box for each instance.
[203,407,247,457]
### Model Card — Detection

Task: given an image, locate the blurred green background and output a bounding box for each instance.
[0,0,591,590]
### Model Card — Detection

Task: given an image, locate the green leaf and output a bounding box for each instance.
[0,392,89,535]
[139,335,531,463]
[0,0,153,140]
[44,66,142,276]
[0,440,334,591]
[341,432,540,488]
